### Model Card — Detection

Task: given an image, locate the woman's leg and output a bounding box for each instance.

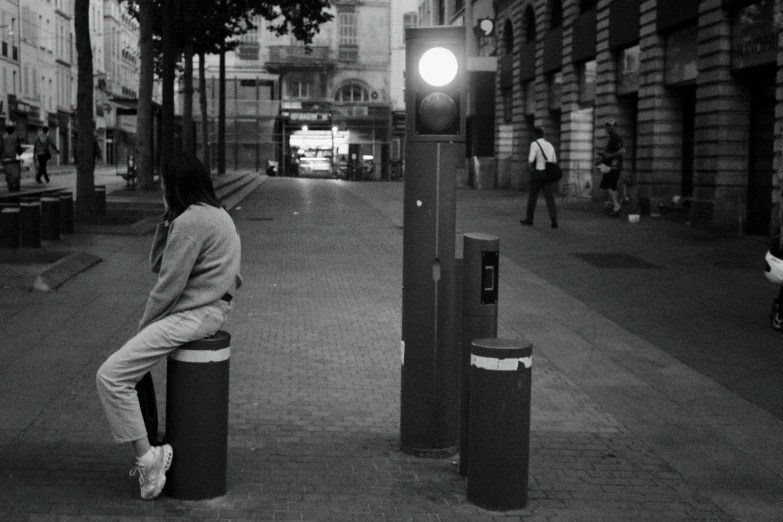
[96,302,228,446]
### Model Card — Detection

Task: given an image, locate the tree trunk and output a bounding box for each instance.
[160,0,176,175]
[180,0,194,156]
[74,0,95,220]
[218,43,226,175]
[136,0,155,191]
[182,40,194,155]
[198,50,211,172]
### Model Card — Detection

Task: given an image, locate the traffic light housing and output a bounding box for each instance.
[405,27,466,142]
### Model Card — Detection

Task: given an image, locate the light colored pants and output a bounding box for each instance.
[96,300,230,443]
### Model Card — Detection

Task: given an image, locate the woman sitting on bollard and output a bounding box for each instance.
[96,152,242,500]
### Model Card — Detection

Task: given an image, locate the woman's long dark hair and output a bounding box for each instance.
[162,152,221,216]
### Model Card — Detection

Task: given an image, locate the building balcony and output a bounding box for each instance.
[265,45,334,72]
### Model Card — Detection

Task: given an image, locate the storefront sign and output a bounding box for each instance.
[617,45,640,95]
[732,0,777,70]
[665,25,698,85]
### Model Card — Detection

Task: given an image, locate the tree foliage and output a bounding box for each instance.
[124,0,334,76]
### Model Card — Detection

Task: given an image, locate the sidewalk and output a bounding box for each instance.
[0,177,780,521]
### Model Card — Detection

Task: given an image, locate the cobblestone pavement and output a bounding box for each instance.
[0,177,779,520]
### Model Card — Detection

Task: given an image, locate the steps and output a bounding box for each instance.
[105,171,265,219]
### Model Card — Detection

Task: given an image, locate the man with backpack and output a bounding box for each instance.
[34,126,59,183]
[521,127,559,229]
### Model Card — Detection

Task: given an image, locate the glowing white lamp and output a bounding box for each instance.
[419,47,458,87]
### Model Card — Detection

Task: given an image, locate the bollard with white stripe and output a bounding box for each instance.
[165,330,231,500]
[467,337,532,511]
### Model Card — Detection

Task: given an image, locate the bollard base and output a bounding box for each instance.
[400,444,458,459]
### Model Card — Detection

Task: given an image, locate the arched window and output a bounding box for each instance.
[550,0,563,29]
[523,6,536,44]
[504,19,514,53]
[334,82,369,103]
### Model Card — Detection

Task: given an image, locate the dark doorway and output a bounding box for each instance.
[680,87,696,199]
[746,74,776,235]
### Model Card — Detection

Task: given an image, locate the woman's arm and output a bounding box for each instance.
[138,227,200,331]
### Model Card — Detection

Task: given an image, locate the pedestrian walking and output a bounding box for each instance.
[0,122,23,192]
[597,119,626,217]
[34,126,59,183]
[96,152,243,500]
[520,127,559,229]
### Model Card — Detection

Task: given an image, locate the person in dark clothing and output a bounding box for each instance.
[521,127,559,228]
[597,119,626,217]
[1,123,23,192]
[34,126,59,183]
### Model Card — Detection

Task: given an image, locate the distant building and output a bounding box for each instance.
[493,0,780,233]
[197,2,392,179]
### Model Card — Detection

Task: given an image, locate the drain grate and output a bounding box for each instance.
[572,253,661,269]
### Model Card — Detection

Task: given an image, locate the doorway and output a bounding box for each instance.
[747,78,776,235]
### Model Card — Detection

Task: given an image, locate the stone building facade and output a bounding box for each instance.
[494,0,783,233]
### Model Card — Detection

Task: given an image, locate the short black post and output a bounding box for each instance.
[19,198,41,248]
[40,196,60,241]
[0,204,20,248]
[459,233,499,477]
[58,192,74,233]
[467,337,532,511]
[94,185,106,216]
[165,330,231,500]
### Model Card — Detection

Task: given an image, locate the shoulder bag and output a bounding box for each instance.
[535,141,563,182]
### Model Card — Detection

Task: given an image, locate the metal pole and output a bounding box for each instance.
[459,233,499,477]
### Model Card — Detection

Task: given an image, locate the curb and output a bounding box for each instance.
[32,251,102,292]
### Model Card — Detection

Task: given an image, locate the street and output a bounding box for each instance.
[0,177,781,520]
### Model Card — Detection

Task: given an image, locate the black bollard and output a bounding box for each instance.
[94,185,106,216]
[459,233,499,477]
[165,330,231,500]
[467,337,533,511]
[58,192,74,233]
[40,196,60,241]
[0,204,20,248]
[19,198,41,248]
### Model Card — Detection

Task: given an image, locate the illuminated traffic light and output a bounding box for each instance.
[406,27,466,140]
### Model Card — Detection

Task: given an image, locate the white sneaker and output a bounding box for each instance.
[130,444,173,500]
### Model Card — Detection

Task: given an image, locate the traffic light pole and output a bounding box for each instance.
[400,26,466,457]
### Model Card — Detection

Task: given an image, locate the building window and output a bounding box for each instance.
[524,81,535,116]
[579,60,596,105]
[338,7,357,46]
[438,0,445,24]
[455,0,464,12]
[288,80,309,99]
[523,6,536,44]
[581,0,597,13]
[548,72,562,111]
[550,0,563,29]
[503,89,513,123]
[335,82,369,103]
[504,19,514,53]
[617,45,640,95]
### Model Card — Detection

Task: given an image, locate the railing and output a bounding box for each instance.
[267,45,332,64]
[195,100,282,118]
